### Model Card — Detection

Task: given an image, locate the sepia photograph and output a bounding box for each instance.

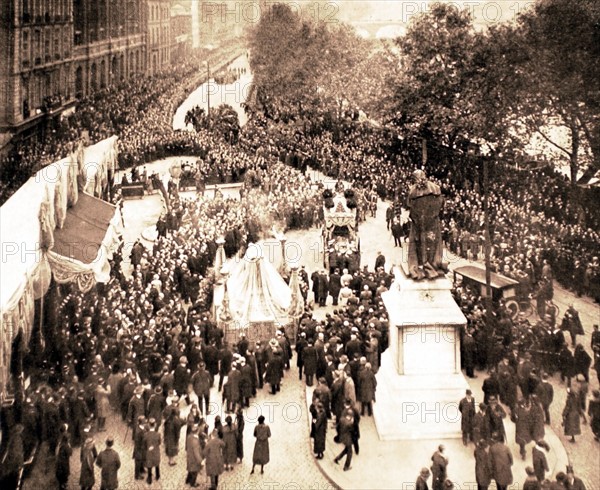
[0,1,599,489]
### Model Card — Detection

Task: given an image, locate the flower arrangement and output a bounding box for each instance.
[322,189,333,199]
[324,197,335,209]
[346,198,357,209]
[344,189,355,199]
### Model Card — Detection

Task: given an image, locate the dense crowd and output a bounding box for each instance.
[0,42,242,205]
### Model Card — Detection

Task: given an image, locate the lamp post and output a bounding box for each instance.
[206,60,211,129]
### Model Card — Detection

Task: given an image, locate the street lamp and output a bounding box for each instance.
[205,60,211,129]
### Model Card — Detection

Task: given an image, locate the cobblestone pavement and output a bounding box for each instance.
[24,365,335,490]
[24,174,598,489]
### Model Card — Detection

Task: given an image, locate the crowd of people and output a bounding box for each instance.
[1,33,599,489]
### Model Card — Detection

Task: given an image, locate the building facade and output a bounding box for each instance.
[0,0,76,136]
[0,0,146,139]
[72,0,145,98]
[145,0,170,74]
[170,2,192,64]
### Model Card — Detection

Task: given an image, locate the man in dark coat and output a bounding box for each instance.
[204,342,219,386]
[333,412,354,471]
[358,362,377,416]
[173,356,191,395]
[95,437,121,490]
[374,251,386,271]
[459,389,476,446]
[328,269,342,306]
[143,418,161,484]
[295,332,308,380]
[430,445,448,490]
[302,340,318,387]
[462,329,477,378]
[218,344,233,392]
[534,373,554,424]
[489,434,513,490]
[186,425,203,487]
[561,305,585,347]
[127,386,146,441]
[415,467,431,490]
[133,416,147,480]
[391,218,404,247]
[147,386,166,429]
[265,349,283,394]
[486,396,507,443]
[191,362,212,414]
[317,271,329,307]
[474,440,492,490]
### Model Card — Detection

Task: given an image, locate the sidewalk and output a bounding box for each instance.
[306,366,570,490]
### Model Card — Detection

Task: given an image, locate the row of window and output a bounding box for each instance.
[21,27,70,67]
[151,25,170,45]
[21,0,71,20]
[21,50,145,118]
[151,3,170,22]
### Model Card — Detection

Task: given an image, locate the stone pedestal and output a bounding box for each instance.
[373,266,469,440]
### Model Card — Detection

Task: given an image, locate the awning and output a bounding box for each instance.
[53,192,115,264]
[452,265,519,290]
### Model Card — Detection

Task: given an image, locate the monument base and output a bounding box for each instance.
[373,352,470,440]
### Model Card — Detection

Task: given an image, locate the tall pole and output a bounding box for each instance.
[206,60,211,129]
[482,155,494,367]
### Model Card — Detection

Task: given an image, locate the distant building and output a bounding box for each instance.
[0,0,145,140]
[170,2,192,63]
[72,0,145,96]
[145,0,171,74]
[0,0,77,137]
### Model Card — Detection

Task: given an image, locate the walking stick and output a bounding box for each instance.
[123,423,129,443]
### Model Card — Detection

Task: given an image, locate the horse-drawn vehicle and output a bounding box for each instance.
[322,182,361,273]
[452,265,559,320]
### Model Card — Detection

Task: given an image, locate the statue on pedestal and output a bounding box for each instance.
[407,170,447,280]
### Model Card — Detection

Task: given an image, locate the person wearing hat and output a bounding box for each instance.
[430,444,448,490]
[95,437,121,490]
[474,439,492,490]
[174,355,191,395]
[265,346,284,395]
[205,429,225,489]
[566,465,587,490]
[79,431,98,490]
[531,440,549,484]
[302,339,318,387]
[311,402,327,459]
[133,416,147,480]
[523,466,541,490]
[127,385,146,441]
[147,385,166,429]
[489,432,513,490]
[186,424,203,487]
[143,418,162,484]
[534,372,554,425]
[415,467,431,490]
[459,389,476,446]
[56,424,73,490]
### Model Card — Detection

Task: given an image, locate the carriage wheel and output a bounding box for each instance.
[520,300,534,318]
[505,300,520,320]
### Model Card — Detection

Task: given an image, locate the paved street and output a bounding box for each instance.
[23,171,599,490]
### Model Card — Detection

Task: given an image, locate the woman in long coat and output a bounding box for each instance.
[358,363,377,416]
[204,430,225,489]
[311,404,327,459]
[514,398,534,459]
[164,408,185,465]
[562,388,582,442]
[79,436,98,490]
[251,415,271,474]
[222,416,238,470]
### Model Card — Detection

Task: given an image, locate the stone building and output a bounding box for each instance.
[145,0,171,74]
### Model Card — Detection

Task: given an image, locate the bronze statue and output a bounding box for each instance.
[407,170,447,280]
